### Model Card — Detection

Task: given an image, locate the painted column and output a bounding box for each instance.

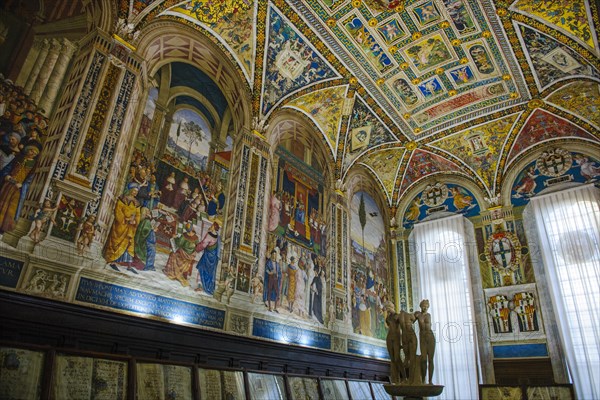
[38,38,77,117]
[23,38,49,95]
[144,101,167,159]
[154,107,174,160]
[29,38,61,105]
[16,36,44,88]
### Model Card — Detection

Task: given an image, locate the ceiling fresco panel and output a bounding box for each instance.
[342,95,400,170]
[261,4,340,116]
[358,147,407,204]
[516,23,599,92]
[164,0,258,84]
[286,85,348,156]
[285,0,528,138]
[511,0,598,51]
[398,148,465,196]
[506,109,599,166]
[546,81,600,129]
[431,113,520,192]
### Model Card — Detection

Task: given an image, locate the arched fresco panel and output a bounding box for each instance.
[401,182,481,229]
[102,106,231,296]
[510,148,600,208]
[349,191,390,340]
[265,143,328,325]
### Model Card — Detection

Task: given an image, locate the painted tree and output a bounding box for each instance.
[182,120,206,165]
[359,192,367,265]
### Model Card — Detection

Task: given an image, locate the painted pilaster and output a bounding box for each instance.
[225,130,269,298]
[329,188,352,332]
[2,31,143,259]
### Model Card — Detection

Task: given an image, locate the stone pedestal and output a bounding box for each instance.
[383,384,444,400]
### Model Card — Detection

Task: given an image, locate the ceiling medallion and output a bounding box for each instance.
[528,99,545,108]
[406,141,417,150]
[188,0,250,24]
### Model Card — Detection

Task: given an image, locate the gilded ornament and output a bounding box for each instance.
[496,8,507,17]
[460,57,468,64]
[528,99,544,108]
[400,62,409,69]
[403,113,411,119]
[349,77,358,85]
[394,4,404,12]
[352,0,362,7]
[435,67,444,75]
[413,128,422,134]
[412,32,422,40]
[451,39,461,46]
[440,21,450,29]
[327,18,336,27]
[448,89,457,96]
[482,31,492,38]
[368,18,378,27]
[376,78,385,85]
[188,0,250,24]
[406,141,417,150]
[509,92,519,99]
[389,46,398,54]
[502,74,511,81]
[412,78,421,84]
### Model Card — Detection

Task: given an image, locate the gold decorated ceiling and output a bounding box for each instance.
[123,0,600,207]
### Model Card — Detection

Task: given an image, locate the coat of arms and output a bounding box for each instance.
[484,229,524,286]
[535,148,572,177]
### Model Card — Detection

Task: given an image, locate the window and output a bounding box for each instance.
[529,185,600,399]
[410,214,479,399]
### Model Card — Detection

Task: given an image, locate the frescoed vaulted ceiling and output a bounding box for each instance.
[121,0,599,210]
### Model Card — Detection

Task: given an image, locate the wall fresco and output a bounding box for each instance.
[510,148,600,207]
[401,182,480,229]
[265,148,329,325]
[0,79,46,234]
[100,107,229,299]
[350,191,390,340]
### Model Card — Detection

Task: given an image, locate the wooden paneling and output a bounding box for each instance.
[0,291,389,381]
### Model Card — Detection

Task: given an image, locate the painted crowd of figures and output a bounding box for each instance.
[262,238,328,325]
[102,149,225,293]
[268,191,327,256]
[351,267,390,340]
[0,77,46,235]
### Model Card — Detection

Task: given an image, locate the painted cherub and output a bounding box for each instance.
[250,274,263,304]
[28,200,57,244]
[76,214,97,255]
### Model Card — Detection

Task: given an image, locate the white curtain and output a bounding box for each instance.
[410,214,479,399]
[530,185,600,399]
